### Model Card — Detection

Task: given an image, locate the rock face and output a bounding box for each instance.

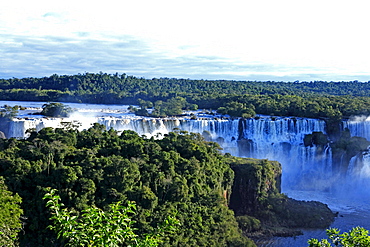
[229,158,281,215]
[269,197,335,228]
[331,129,370,173]
[0,131,5,139]
[228,157,335,232]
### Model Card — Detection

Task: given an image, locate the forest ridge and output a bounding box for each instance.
[1,73,370,120]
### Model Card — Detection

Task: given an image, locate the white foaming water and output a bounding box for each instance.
[99,117,240,153]
[343,151,370,202]
[343,116,370,140]
[238,117,332,190]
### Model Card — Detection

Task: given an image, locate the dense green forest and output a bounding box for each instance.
[0,125,334,246]
[1,73,370,120]
[0,125,252,246]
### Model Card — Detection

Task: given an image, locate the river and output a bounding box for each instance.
[256,190,370,246]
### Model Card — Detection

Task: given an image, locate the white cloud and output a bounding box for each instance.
[1,0,370,81]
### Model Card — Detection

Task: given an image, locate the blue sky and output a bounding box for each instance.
[1,0,369,81]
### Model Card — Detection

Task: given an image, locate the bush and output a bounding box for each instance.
[236,215,261,232]
[44,188,179,247]
[308,227,370,246]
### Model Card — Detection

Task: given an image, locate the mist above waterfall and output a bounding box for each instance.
[348,115,370,122]
[344,115,370,141]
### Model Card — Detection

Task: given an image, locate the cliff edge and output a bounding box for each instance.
[227,157,335,237]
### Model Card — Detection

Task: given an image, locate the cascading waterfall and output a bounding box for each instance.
[343,116,370,140]
[7,115,334,191]
[8,118,64,138]
[339,117,370,200]
[99,117,241,154]
[344,150,370,201]
[238,117,332,190]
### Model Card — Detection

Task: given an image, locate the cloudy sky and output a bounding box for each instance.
[1,0,369,81]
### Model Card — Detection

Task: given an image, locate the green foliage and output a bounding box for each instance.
[44,188,178,247]
[217,101,256,118]
[41,102,73,117]
[138,99,153,109]
[134,99,153,116]
[236,215,261,232]
[308,227,370,247]
[229,158,282,214]
[2,73,370,119]
[151,97,187,117]
[0,177,23,247]
[0,125,252,246]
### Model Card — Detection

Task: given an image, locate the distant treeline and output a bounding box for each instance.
[1,72,370,119]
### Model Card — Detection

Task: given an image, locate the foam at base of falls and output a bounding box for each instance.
[346,151,370,196]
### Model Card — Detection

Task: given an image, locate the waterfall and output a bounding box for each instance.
[6,115,332,191]
[343,116,370,140]
[343,150,370,201]
[237,117,331,190]
[241,117,326,144]
[347,151,370,185]
[98,117,241,154]
[8,118,64,138]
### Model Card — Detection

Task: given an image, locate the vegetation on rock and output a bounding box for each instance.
[40,102,73,117]
[331,128,370,173]
[228,157,335,236]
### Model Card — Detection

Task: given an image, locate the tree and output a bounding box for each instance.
[151,97,186,117]
[217,101,256,118]
[44,188,179,247]
[0,177,23,247]
[308,227,370,247]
